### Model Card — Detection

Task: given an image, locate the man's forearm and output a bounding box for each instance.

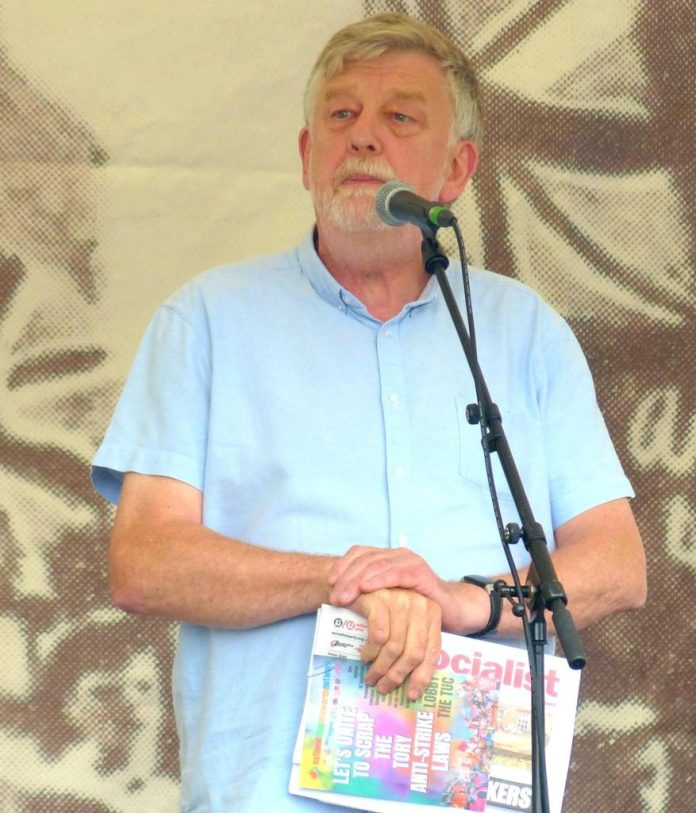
[328,499,646,638]
[109,474,445,700]
[109,472,336,628]
[110,517,336,627]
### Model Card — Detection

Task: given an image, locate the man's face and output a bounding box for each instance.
[299,50,476,234]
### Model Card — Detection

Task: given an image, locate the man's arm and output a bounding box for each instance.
[328,498,647,637]
[109,471,335,628]
[109,471,442,699]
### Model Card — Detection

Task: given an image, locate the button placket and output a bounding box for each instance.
[376,320,413,550]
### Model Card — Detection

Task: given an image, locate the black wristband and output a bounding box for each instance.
[461,575,502,638]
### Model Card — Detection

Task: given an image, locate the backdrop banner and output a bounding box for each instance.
[0,2,693,811]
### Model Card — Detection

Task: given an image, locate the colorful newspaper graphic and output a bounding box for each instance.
[290,605,581,812]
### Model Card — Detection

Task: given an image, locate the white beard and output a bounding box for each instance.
[311,156,398,233]
[313,184,390,233]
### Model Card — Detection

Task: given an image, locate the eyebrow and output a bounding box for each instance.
[322,87,428,105]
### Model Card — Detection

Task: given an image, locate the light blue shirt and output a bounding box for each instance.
[92,230,632,812]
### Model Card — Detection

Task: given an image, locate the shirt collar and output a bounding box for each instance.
[297,228,439,323]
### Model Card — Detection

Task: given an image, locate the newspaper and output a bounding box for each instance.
[290,605,581,812]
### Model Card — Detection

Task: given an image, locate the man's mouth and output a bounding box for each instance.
[337,174,385,187]
[328,160,397,202]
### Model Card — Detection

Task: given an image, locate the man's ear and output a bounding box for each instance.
[298,127,312,191]
[438,139,479,203]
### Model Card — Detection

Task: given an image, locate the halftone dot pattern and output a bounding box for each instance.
[0,51,179,811]
[0,2,693,810]
[365,2,695,811]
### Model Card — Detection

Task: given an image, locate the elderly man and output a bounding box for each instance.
[92,12,646,812]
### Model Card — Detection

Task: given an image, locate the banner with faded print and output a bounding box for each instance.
[0,2,693,811]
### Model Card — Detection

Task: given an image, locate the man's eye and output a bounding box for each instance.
[392,112,412,123]
[333,110,353,120]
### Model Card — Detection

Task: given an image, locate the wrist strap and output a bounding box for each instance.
[461,575,502,638]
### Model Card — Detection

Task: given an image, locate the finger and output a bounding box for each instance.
[359,596,391,668]
[360,556,420,592]
[330,552,400,605]
[372,596,431,695]
[343,548,427,594]
[327,545,377,586]
[372,599,441,699]
[364,599,409,689]
[403,607,442,700]
[328,545,390,585]
[330,549,420,604]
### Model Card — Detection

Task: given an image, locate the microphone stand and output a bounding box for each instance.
[419,228,587,813]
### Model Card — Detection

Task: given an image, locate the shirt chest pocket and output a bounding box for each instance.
[456,396,542,504]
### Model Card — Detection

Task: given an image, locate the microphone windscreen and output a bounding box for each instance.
[375,180,414,227]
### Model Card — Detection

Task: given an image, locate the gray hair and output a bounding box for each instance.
[303,12,482,145]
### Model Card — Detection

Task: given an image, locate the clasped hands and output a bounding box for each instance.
[327,545,475,701]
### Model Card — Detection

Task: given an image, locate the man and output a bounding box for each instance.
[92,13,646,812]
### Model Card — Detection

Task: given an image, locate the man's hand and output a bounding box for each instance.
[329,545,464,631]
[350,588,442,701]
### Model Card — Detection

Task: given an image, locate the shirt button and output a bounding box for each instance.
[384,328,392,337]
[389,393,400,406]
[397,533,409,546]
[395,466,406,479]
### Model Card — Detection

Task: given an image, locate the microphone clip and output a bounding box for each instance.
[420,226,450,276]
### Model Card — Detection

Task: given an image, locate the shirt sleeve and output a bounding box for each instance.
[537,307,634,529]
[91,292,211,504]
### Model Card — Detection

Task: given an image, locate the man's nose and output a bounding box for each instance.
[348,113,382,154]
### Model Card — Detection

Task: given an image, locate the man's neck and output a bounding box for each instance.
[315,223,430,322]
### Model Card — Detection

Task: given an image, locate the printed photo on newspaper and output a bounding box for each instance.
[290,605,581,812]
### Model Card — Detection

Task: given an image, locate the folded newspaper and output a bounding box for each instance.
[290,605,581,812]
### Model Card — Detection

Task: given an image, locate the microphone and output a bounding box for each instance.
[375,180,457,229]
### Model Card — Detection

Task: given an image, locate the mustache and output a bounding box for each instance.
[332,158,398,186]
